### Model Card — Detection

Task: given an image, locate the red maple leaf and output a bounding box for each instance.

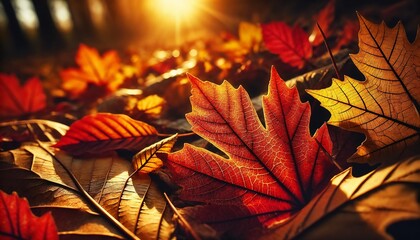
[166,67,338,234]
[0,191,58,240]
[0,74,46,118]
[262,22,313,69]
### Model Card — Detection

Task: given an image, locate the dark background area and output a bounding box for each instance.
[0,0,418,68]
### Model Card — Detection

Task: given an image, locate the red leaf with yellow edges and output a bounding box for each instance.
[60,44,125,99]
[0,191,59,240]
[54,113,158,156]
[262,22,313,69]
[0,74,46,118]
[166,67,338,234]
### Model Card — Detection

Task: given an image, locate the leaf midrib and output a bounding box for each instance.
[309,90,420,133]
[193,81,301,206]
[359,16,420,113]
[280,158,420,239]
[269,28,310,66]
[171,159,294,206]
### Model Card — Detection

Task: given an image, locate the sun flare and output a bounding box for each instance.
[150,0,198,21]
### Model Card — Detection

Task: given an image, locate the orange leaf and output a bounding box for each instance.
[166,67,337,235]
[60,44,125,98]
[239,21,263,52]
[0,74,46,118]
[132,134,177,174]
[308,14,420,164]
[0,191,58,240]
[54,113,158,156]
[262,22,313,69]
[136,94,166,118]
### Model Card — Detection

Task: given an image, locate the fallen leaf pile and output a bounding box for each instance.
[1,7,419,240]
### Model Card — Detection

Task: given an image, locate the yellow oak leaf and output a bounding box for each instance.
[308,14,420,165]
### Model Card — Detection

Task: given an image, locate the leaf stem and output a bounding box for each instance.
[26,124,140,240]
[315,137,343,172]
[163,193,201,240]
[317,22,342,80]
[157,132,196,138]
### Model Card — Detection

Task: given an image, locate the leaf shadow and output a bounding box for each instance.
[51,150,127,195]
[180,204,264,239]
[121,169,174,238]
[293,186,385,240]
[387,219,420,240]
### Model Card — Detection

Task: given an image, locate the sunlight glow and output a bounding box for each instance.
[49,0,73,32]
[11,0,39,30]
[147,0,206,45]
[88,0,106,29]
[153,0,197,20]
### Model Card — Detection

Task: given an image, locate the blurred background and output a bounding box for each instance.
[0,0,418,63]
[0,0,418,130]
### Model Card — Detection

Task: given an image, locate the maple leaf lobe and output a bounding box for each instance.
[0,191,59,240]
[167,67,337,232]
[0,74,46,118]
[60,44,125,99]
[262,22,313,69]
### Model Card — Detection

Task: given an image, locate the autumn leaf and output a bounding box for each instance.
[309,0,336,46]
[53,113,158,156]
[0,190,59,240]
[261,156,420,239]
[166,67,338,235]
[135,94,166,119]
[0,74,46,118]
[214,21,262,59]
[262,22,313,69]
[0,120,69,151]
[132,134,177,174]
[285,56,350,97]
[0,144,174,240]
[60,44,126,99]
[308,14,420,164]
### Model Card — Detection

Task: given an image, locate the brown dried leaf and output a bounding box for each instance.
[0,144,174,240]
